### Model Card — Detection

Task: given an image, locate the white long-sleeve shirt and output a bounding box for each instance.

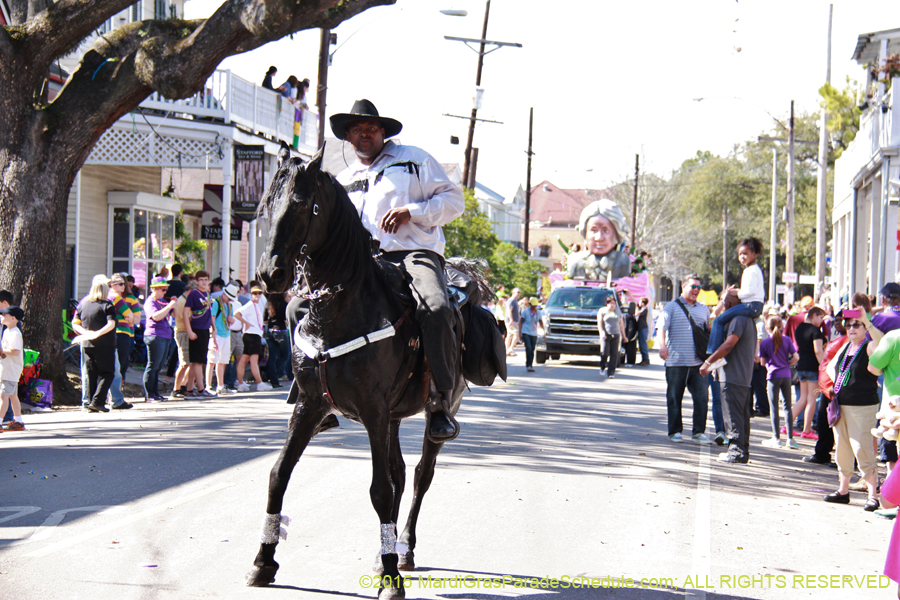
[738,264,765,303]
[337,140,465,256]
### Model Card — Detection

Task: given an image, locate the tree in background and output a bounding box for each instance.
[174,211,206,274]
[443,188,544,296]
[820,78,862,160]
[0,0,390,403]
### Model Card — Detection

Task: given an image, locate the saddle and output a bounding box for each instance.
[375,258,476,308]
[375,257,505,387]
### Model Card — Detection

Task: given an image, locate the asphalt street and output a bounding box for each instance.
[0,350,895,600]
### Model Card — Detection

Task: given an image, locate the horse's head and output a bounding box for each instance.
[256,144,331,293]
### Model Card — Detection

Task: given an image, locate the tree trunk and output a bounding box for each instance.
[0,143,78,403]
[0,0,395,405]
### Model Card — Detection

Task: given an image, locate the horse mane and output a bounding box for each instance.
[307,169,375,288]
[446,257,495,305]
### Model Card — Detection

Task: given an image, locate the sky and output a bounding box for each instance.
[184,0,899,199]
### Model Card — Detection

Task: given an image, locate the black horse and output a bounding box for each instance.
[246,146,479,598]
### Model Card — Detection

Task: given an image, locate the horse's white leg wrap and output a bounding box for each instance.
[380,523,408,555]
[261,513,291,544]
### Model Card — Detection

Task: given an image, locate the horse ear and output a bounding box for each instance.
[277,142,291,169]
[307,146,324,176]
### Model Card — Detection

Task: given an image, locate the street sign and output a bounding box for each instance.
[233,145,265,222]
[776,284,787,294]
[782,272,798,283]
[201,225,241,241]
[798,275,817,284]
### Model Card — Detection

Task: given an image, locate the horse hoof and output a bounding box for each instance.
[397,550,415,571]
[378,581,406,600]
[245,565,278,587]
[372,553,384,575]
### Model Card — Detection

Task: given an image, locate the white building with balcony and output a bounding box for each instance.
[66,68,319,298]
[832,28,900,304]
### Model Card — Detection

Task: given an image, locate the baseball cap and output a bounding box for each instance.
[880,282,900,297]
[530,297,539,306]
[0,305,24,320]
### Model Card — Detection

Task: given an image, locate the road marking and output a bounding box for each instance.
[1,506,114,547]
[24,482,234,558]
[687,445,710,598]
[0,506,40,524]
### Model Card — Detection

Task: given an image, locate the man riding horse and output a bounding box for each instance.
[328,99,464,442]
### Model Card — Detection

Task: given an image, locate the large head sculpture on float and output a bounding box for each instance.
[567,199,631,281]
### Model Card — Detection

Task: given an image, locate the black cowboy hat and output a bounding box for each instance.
[329,99,403,141]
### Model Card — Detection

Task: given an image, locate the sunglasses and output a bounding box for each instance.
[846,322,864,329]
[689,285,702,290]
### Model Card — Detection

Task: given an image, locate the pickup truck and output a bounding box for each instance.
[535,283,636,364]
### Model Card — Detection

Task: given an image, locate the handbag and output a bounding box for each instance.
[674,298,710,361]
[826,395,841,427]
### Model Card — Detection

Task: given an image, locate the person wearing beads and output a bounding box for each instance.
[706,238,765,355]
[824,310,883,510]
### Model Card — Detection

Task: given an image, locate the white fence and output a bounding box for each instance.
[140,70,319,150]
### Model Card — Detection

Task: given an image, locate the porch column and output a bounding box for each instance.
[849,186,858,300]
[869,180,882,295]
[248,220,257,281]
[221,139,233,280]
[878,156,892,291]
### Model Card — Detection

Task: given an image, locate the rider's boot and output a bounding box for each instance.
[426,390,459,443]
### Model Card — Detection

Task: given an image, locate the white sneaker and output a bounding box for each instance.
[692,433,713,444]
[761,437,782,448]
[236,382,250,392]
[216,386,236,395]
[669,433,684,443]
[256,382,273,391]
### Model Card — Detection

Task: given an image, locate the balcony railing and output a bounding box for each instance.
[139,70,319,150]
[835,77,899,193]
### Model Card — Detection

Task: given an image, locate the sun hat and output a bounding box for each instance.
[250,285,265,294]
[223,282,239,300]
[108,274,126,286]
[330,99,403,141]
[149,276,169,288]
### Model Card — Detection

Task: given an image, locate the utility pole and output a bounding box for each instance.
[462,0,490,188]
[723,200,728,287]
[316,28,330,149]
[524,107,533,253]
[787,100,796,283]
[631,154,639,250]
[759,104,816,299]
[815,4,833,294]
[445,1,521,188]
[769,149,778,304]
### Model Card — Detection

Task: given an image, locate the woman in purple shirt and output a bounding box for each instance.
[759,316,800,449]
[143,277,178,401]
